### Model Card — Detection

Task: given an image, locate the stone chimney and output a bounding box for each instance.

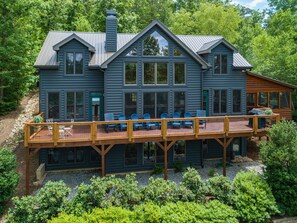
[105,10,117,52]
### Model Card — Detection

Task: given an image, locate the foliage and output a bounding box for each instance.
[205,175,232,204]
[0,148,19,214]
[33,115,43,123]
[181,167,205,201]
[207,169,216,177]
[232,171,279,223]
[7,181,70,223]
[151,165,164,175]
[173,160,184,173]
[260,120,297,216]
[49,201,238,223]
[66,174,141,215]
[292,110,297,122]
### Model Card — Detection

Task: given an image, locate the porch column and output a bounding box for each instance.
[164,141,168,180]
[101,145,105,177]
[223,137,227,176]
[25,147,30,195]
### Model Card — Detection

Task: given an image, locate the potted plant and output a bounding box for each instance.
[265,109,273,115]
[33,115,43,123]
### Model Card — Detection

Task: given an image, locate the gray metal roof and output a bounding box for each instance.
[34,30,252,69]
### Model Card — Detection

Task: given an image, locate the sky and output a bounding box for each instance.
[232,0,269,10]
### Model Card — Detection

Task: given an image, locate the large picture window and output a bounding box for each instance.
[143,142,164,164]
[125,144,138,166]
[143,31,168,56]
[270,92,279,109]
[66,52,83,75]
[174,92,185,115]
[233,90,241,113]
[213,90,227,114]
[143,92,168,118]
[66,92,84,119]
[280,92,289,108]
[125,63,137,85]
[174,63,185,84]
[258,92,268,107]
[214,54,227,74]
[125,93,137,117]
[143,63,168,85]
[48,92,59,119]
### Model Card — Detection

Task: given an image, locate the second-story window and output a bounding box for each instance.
[66,52,83,75]
[125,63,137,85]
[143,31,168,56]
[174,63,186,84]
[214,54,227,74]
[143,63,168,85]
[213,89,227,114]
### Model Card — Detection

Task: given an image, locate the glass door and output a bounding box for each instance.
[90,92,103,121]
[203,90,209,116]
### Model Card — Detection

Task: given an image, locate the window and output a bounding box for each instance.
[66,92,84,119]
[143,92,168,118]
[174,63,185,84]
[143,63,168,85]
[48,149,60,164]
[125,144,138,166]
[90,149,100,162]
[247,93,256,107]
[143,142,164,164]
[233,90,241,113]
[125,63,137,85]
[280,92,289,108]
[143,31,168,56]
[270,92,279,109]
[66,148,85,163]
[48,92,59,119]
[174,140,186,161]
[213,90,227,114]
[214,54,227,74]
[258,92,268,107]
[174,92,185,115]
[66,52,83,75]
[125,93,137,117]
[126,47,137,56]
[174,47,184,57]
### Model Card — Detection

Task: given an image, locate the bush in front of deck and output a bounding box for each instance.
[260,120,297,216]
[0,147,19,215]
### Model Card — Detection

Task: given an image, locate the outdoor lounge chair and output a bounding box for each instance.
[160,113,171,128]
[183,112,193,128]
[64,119,74,136]
[143,113,156,130]
[118,114,127,131]
[196,110,206,128]
[131,113,143,130]
[104,113,118,133]
[172,112,182,128]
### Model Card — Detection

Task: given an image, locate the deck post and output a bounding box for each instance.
[164,141,168,180]
[101,145,105,177]
[194,118,199,138]
[161,119,167,140]
[53,123,58,146]
[127,120,133,142]
[91,122,97,144]
[276,114,280,123]
[224,116,229,136]
[25,147,30,195]
[223,137,227,177]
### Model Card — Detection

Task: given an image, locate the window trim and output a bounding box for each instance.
[124,62,137,86]
[65,91,85,120]
[213,54,228,75]
[46,91,60,121]
[174,63,186,85]
[232,89,242,114]
[142,62,168,86]
[213,89,228,114]
[142,92,169,118]
[64,52,84,76]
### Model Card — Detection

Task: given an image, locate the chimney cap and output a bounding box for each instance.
[106,10,117,17]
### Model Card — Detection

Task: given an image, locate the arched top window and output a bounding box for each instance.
[143,31,169,56]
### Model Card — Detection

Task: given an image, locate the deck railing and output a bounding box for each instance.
[24,114,280,147]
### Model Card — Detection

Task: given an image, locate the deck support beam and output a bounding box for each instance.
[215,137,233,177]
[163,140,176,180]
[25,147,30,195]
[101,145,105,177]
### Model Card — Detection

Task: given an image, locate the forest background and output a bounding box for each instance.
[0,0,296,114]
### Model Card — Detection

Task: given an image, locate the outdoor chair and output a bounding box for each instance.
[64,119,74,136]
[172,112,182,128]
[196,110,206,128]
[131,113,143,130]
[160,113,171,128]
[104,113,118,133]
[143,113,156,130]
[118,114,127,131]
[46,119,53,135]
[183,112,193,128]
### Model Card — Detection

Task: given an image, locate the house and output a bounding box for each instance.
[25,10,295,193]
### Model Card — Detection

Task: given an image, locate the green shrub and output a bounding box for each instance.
[207,168,216,177]
[67,174,141,215]
[0,148,19,214]
[33,115,43,123]
[292,110,297,122]
[181,167,205,201]
[232,171,278,223]
[205,175,232,204]
[8,181,70,223]
[151,165,163,175]
[50,201,238,223]
[260,120,297,216]
[173,160,184,173]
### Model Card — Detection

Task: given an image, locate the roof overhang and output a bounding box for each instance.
[100,20,210,69]
[53,33,95,52]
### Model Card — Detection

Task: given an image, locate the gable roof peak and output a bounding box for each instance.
[197,38,238,54]
[53,33,96,52]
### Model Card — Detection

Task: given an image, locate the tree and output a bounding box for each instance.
[260,121,297,216]
[268,0,297,12]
